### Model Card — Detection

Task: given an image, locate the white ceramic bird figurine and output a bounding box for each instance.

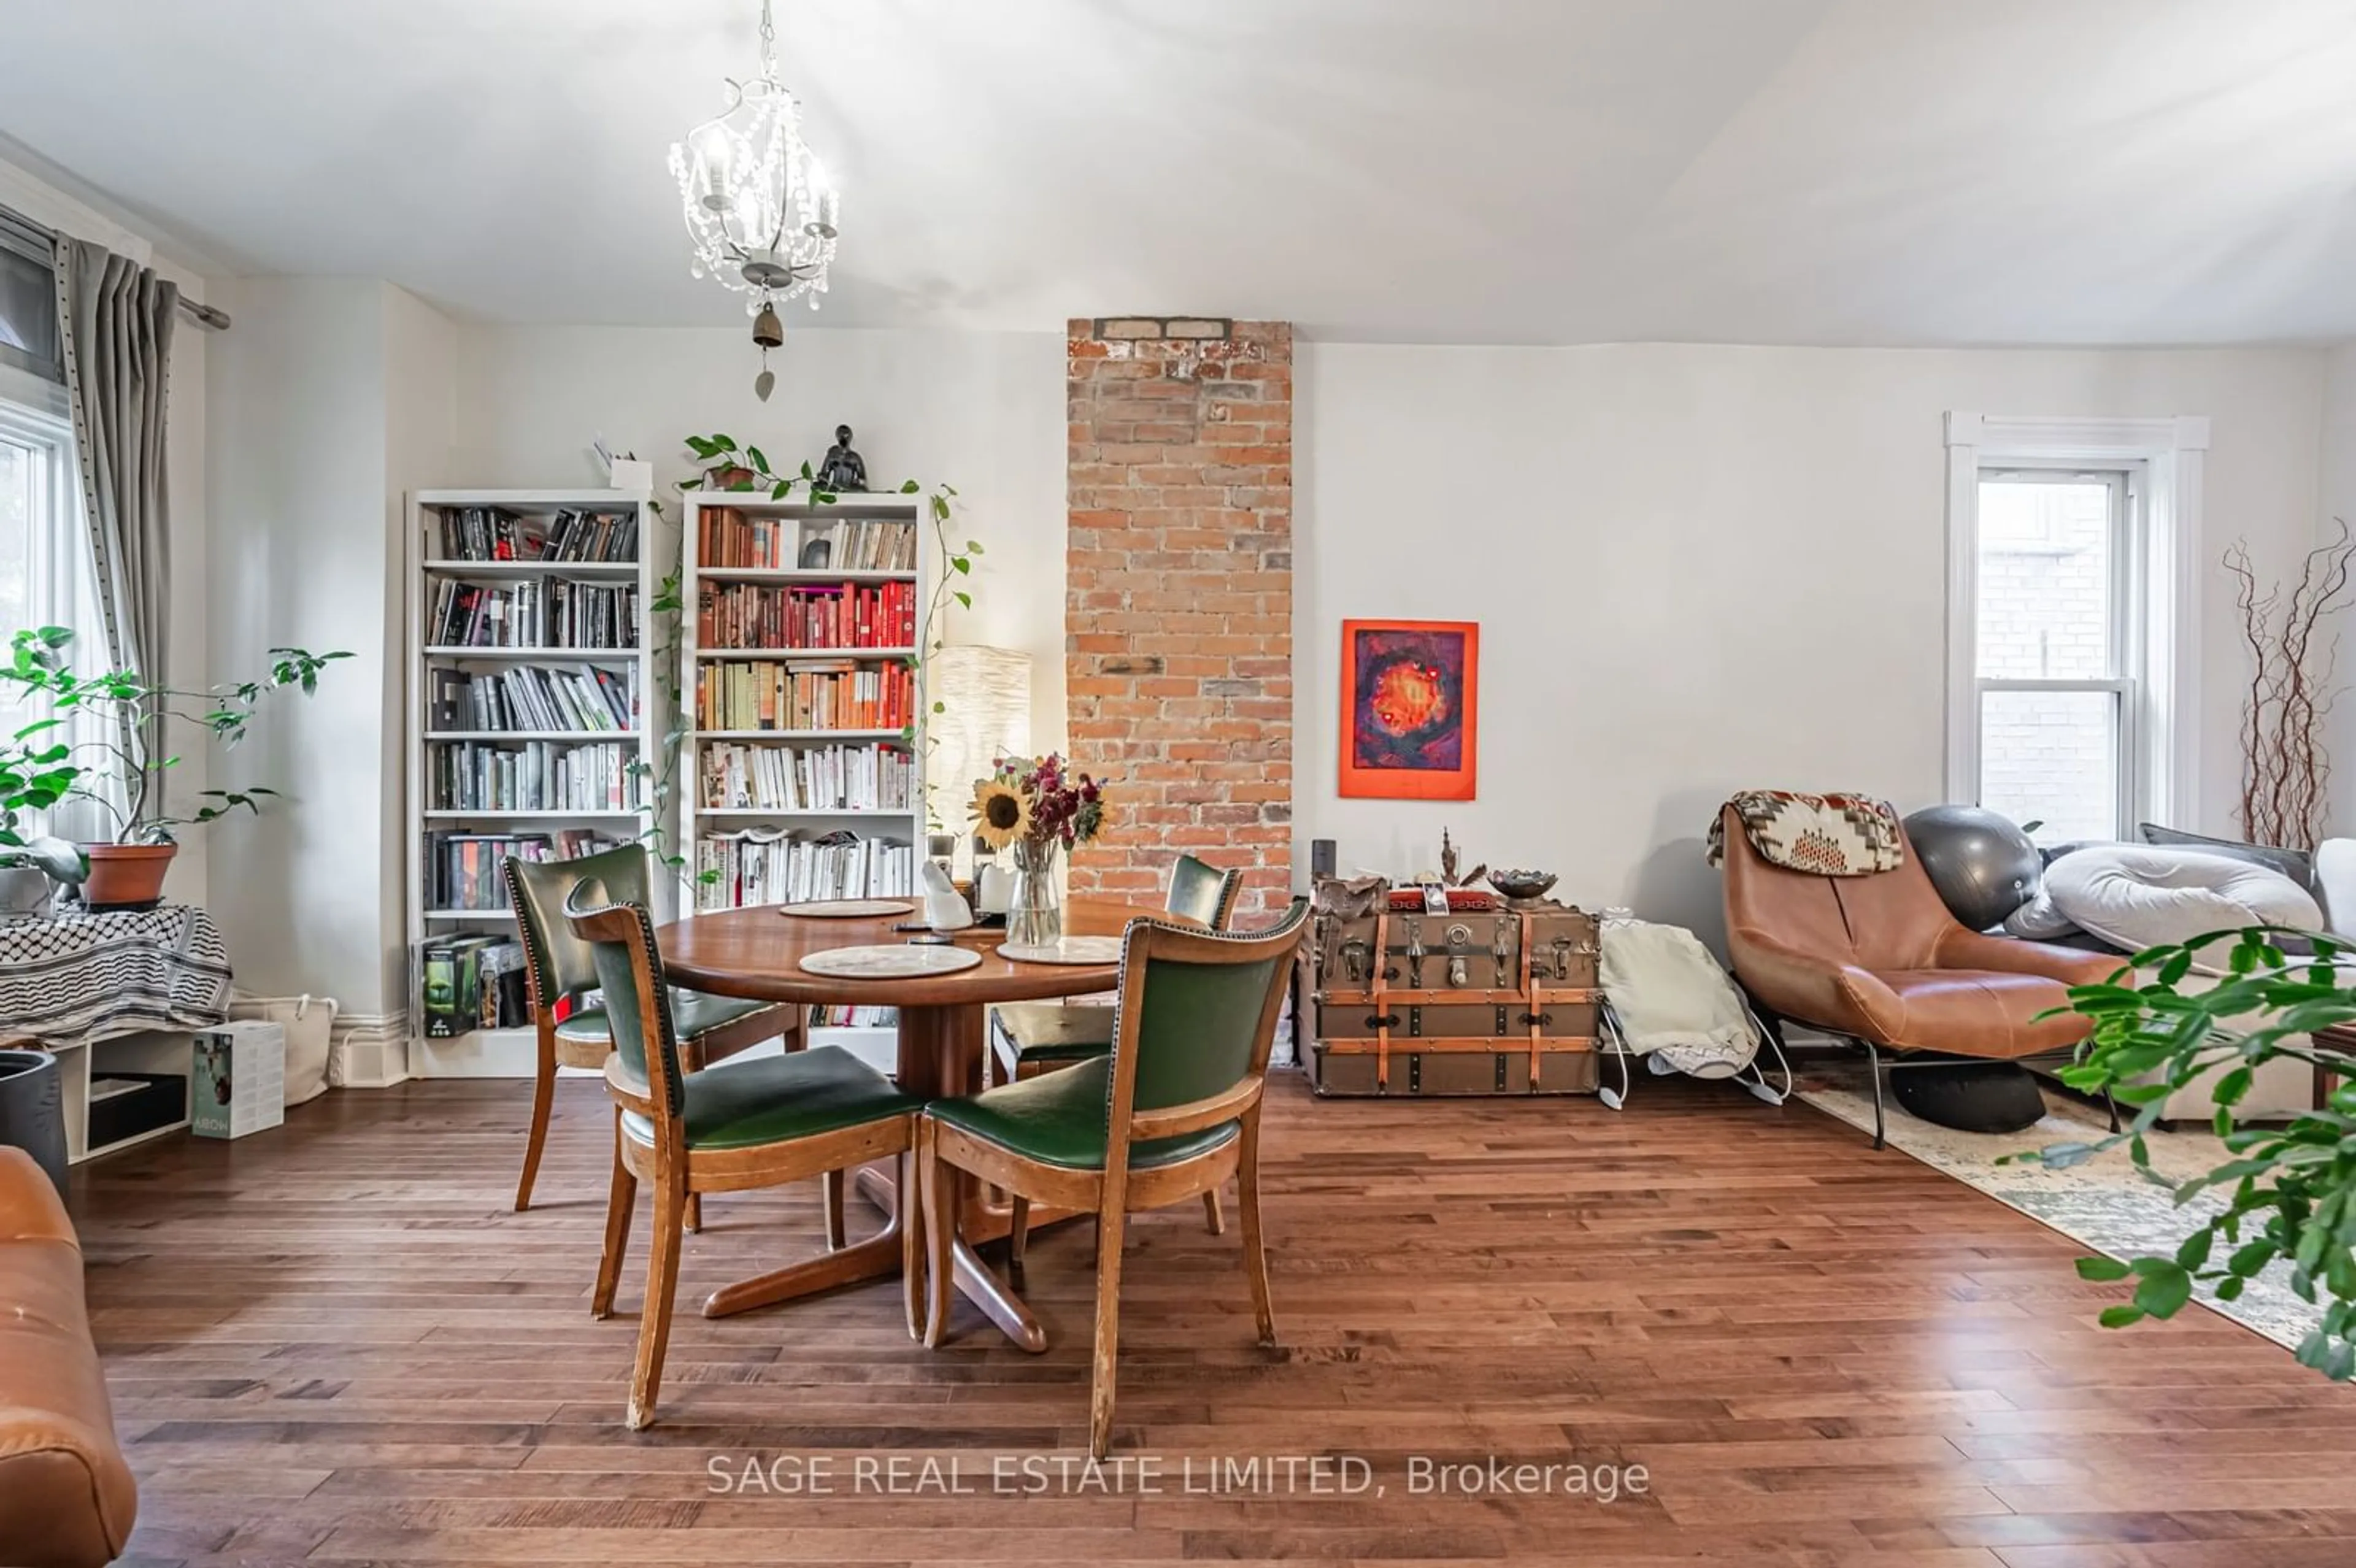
[920,861,976,931]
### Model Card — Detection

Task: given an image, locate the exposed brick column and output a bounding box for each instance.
[1066,317,1293,919]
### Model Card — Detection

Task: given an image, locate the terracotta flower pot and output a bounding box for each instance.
[82,842,179,910]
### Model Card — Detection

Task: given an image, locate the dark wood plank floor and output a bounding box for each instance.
[68,1072,2356,1567]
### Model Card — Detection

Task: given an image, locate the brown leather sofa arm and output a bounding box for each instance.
[0,1147,138,1568]
[1934,928,2127,988]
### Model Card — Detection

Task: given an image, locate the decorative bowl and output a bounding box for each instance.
[1485,869,1558,902]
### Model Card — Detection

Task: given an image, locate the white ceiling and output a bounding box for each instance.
[6,0,2356,345]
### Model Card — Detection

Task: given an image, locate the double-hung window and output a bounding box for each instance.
[1972,469,2134,842]
[1946,412,2208,846]
[0,206,115,840]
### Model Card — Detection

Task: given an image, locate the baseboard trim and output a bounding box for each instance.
[333,1010,411,1088]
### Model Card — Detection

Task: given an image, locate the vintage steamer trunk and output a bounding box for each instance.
[1307,893,1601,1096]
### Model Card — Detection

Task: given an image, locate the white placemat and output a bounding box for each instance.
[778,899,917,918]
[799,944,983,979]
[996,936,1125,966]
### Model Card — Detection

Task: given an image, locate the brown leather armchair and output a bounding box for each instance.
[0,1146,137,1566]
[1718,803,2120,1145]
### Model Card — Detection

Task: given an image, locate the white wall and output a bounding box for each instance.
[1298,342,2326,947]
[204,279,452,1015]
[193,313,2343,997]
[445,326,1069,750]
[2323,343,2356,838]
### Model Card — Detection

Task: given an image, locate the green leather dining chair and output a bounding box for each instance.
[920,898,1309,1458]
[505,845,799,1231]
[988,853,1245,1234]
[564,880,925,1431]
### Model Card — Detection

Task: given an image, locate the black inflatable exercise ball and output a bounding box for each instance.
[1903,804,2041,931]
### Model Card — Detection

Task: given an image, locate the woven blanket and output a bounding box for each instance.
[0,903,233,1048]
[1706,790,1904,877]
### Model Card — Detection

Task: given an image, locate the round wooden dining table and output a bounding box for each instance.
[656,895,1161,1351]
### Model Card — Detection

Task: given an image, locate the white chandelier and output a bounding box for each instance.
[667,0,839,316]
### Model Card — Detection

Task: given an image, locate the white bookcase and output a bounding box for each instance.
[404,489,669,1077]
[680,491,928,1070]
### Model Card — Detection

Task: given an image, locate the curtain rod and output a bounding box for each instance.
[0,201,231,331]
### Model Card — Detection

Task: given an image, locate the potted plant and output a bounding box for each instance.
[1,627,347,909]
[0,715,85,916]
[2021,925,2356,1378]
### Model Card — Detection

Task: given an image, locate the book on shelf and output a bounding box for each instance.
[432,505,638,564]
[424,829,626,911]
[699,741,912,813]
[414,933,533,1037]
[695,658,912,732]
[699,508,917,572]
[693,828,915,912]
[429,578,639,648]
[812,1003,898,1029]
[429,664,637,732]
[429,739,641,813]
[696,580,916,651]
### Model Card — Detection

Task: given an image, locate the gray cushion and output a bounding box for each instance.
[2138,823,2312,889]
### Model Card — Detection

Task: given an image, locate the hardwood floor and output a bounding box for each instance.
[70,1072,2356,1567]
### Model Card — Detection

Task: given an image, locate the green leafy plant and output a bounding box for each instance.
[680,433,845,504]
[0,710,86,883]
[2014,925,2356,1376]
[1,626,348,845]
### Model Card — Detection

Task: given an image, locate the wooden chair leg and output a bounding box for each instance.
[1007,1195,1030,1291]
[921,1121,955,1348]
[1201,1188,1225,1235]
[627,1175,688,1431]
[591,1112,636,1320]
[1087,1202,1130,1459]
[679,1038,706,1238]
[822,1169,847,1251]
[1238,1112,1276,1347]
[514,1024,558,1212]
[897,1145,924,1340]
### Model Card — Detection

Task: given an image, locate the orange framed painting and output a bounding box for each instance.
[1338,619,1479,800]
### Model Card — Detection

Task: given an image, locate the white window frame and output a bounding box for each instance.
[1944,412,2208,834]
[0,374,119,842]
[0,380,78,617]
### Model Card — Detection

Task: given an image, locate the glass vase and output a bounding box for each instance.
[1006,837,1064,948]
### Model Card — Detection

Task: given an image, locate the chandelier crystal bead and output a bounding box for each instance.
[668,1,839,315]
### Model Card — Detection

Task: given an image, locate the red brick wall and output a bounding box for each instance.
[1066,317,1293,919]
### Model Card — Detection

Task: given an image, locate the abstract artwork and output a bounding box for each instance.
[1338,619,1479,800]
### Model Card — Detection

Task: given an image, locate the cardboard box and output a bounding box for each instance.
[190,1021,287,1139]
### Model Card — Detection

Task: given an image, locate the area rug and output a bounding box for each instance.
[1796,1061,2321,1355]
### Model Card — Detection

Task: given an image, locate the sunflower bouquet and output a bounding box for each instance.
[969,753,1105,946]
[969,752,1105,853]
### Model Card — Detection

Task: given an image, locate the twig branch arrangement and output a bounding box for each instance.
[2227,518,2355,849]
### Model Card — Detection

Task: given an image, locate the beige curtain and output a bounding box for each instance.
[56,237,175,821]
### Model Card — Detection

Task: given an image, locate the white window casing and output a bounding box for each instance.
[1944,411,2208,834]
